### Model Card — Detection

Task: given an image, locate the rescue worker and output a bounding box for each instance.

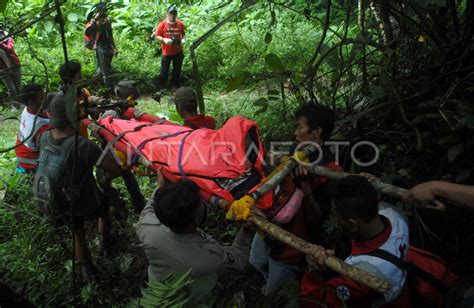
[136,170,255,287]
[96,80,147,214]
[300,176,410,307]
[153,5,186,89]
[58,60,104,137]
[0,24,21,101]
[37,92,121,280]
[362,172,474,211]
[249,104,343,295]
[15,84,50,172]
[85,3,117,90]
[59,62,145,214]
[173,87,216,129]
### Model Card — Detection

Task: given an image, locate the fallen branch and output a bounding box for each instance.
[249,215,392,293]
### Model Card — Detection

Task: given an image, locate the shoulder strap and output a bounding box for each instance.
[366,249,410,270]
[366,249,448,292]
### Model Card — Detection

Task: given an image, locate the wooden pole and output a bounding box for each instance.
[248,146,317,200]
[249,216,392,293]
[308,165,446,211]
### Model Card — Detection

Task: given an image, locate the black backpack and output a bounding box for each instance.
[33,132,77,220]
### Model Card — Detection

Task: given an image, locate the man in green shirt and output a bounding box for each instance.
[136,171,253,283]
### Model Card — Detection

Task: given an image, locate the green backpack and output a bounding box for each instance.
[33,132,78,220]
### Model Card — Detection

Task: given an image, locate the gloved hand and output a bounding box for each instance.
[115,150,130,171]
[225,195,255,221]
[180,38,186,45]
[163,38,173,45]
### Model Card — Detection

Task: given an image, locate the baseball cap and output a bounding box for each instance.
[115,80,140,100]
[167,5,178,14]
[172,87,196,105]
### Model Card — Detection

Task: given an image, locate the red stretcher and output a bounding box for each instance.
[85,108,273,208]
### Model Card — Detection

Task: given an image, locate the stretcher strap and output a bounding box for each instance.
[177,131,194,178]
[110,119,167,147]
[131,129,194,165]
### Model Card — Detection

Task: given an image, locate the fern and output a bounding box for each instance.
[130,270,194,308]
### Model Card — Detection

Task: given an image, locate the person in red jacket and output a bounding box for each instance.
[15,84,50,172]
[153,5,186,89]
[249,104,343,295]
[300,176,411,307]
[173,87,216,129]
[0,25,21,100]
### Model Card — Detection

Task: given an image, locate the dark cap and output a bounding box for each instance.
[115,80,140,100]
[172,87,196,105]
[167,5,178,14]
[49,94,69,129]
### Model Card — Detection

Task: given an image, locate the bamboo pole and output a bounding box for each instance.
[249,215,392,293]
[248,146,317,200]
[308,165,446,211]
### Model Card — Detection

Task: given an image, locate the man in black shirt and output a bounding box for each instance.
[85,3,117,90]
[37,89,121,280]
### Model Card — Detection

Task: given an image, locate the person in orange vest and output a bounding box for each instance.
[153,5,186,90]
[15,84,50,173]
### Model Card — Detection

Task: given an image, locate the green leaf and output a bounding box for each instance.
[226,72,246,92]
[267,89,280,97]
[0,0,8,13]
[67,13,79,22]
[265,53,284,71]
[44,21,54,33]
[448,144,464,163]
[254,97,268,106]
[256,103,268,114]
[264,32,272,44]
[119,254,134,273]
[370,86,385,99]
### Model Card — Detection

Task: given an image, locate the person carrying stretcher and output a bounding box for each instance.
[172,87,216,130]
[136,169,263,292]
[249,104,343,295]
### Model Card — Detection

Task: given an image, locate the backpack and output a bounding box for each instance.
[366,245,458,307]
[84,21,99,50]
[33,132,78,220]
